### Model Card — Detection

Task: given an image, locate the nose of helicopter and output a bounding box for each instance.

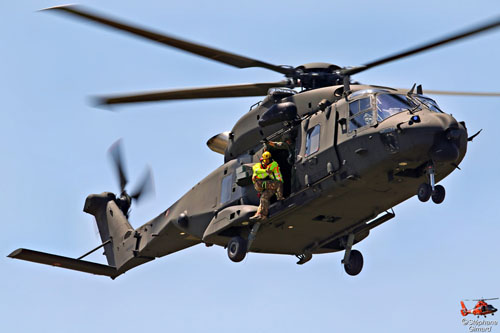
[426,113,467,163]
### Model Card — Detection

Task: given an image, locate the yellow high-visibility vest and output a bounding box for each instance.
[252,163,270,182]
[267,161,283,182]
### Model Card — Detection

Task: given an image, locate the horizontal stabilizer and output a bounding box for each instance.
[8,248,117,278]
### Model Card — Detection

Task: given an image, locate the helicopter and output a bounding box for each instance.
[7,5,500,279]
[461,298,498,318]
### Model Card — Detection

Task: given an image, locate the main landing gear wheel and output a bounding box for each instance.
[431,185,445,204]
[344,249,363,276]
[227,236,247,262]
[418,183,432,202]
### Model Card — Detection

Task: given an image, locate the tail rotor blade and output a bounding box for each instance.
[108,139,128,193]
[130,166,155,203]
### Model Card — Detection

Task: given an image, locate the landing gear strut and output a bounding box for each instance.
[226,222,261,263]
[418,164,445,204]
[341,233,363,276]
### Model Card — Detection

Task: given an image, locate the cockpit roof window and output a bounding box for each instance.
[349,88,391,99]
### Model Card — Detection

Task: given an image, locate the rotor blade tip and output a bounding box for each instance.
[109,138,123,151]
[39,4,78,12]
[90,96,115,111]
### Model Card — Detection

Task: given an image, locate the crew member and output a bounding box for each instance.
[266,133,295,165]
[266,133,296,191]
[250,151,283,221]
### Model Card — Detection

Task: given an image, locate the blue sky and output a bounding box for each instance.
[2,1,500,332]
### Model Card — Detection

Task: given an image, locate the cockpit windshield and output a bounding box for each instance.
[414,95,443,113]
[376,94,417,122]
[350,92,445,125]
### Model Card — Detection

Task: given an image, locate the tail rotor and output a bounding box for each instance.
[461,301,469,316]
[108,139,155,217]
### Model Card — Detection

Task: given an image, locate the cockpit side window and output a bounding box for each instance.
[305,125,320,156]
[414,95,443,113]
[348,97,374,132]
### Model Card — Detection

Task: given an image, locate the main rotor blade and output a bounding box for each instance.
[43,5,292,75]
[108,139,128,192]
[95,81,292,105]
[398,88,500,97]
[342,16,500,76]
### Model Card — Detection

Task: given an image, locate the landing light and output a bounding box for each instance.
[398,162,408,166]
[180,232,186,236]
[288,226,294,229]
[242,221,249,226]
[408,115,421,125]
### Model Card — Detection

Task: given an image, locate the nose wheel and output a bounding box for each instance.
[431,185,445,204]
[417,183,432,202]
[417,164,446,204]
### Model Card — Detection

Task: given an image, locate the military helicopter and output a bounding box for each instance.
[8,5,500,278]
[461,298,498,317]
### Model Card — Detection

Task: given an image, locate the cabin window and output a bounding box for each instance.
[220,173,233,204]
[305,125,320,156]
[349,97,374,132]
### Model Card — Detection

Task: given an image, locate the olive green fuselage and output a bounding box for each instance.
[133,85,467,260]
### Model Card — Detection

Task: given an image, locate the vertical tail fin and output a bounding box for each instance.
[461,301,468,316]
[84,192,135,269]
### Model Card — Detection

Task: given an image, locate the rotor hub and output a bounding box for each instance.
[293,63,344,89]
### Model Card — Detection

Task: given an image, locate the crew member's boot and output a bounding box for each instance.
[250,214,263,221]
[250,199,264,221]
